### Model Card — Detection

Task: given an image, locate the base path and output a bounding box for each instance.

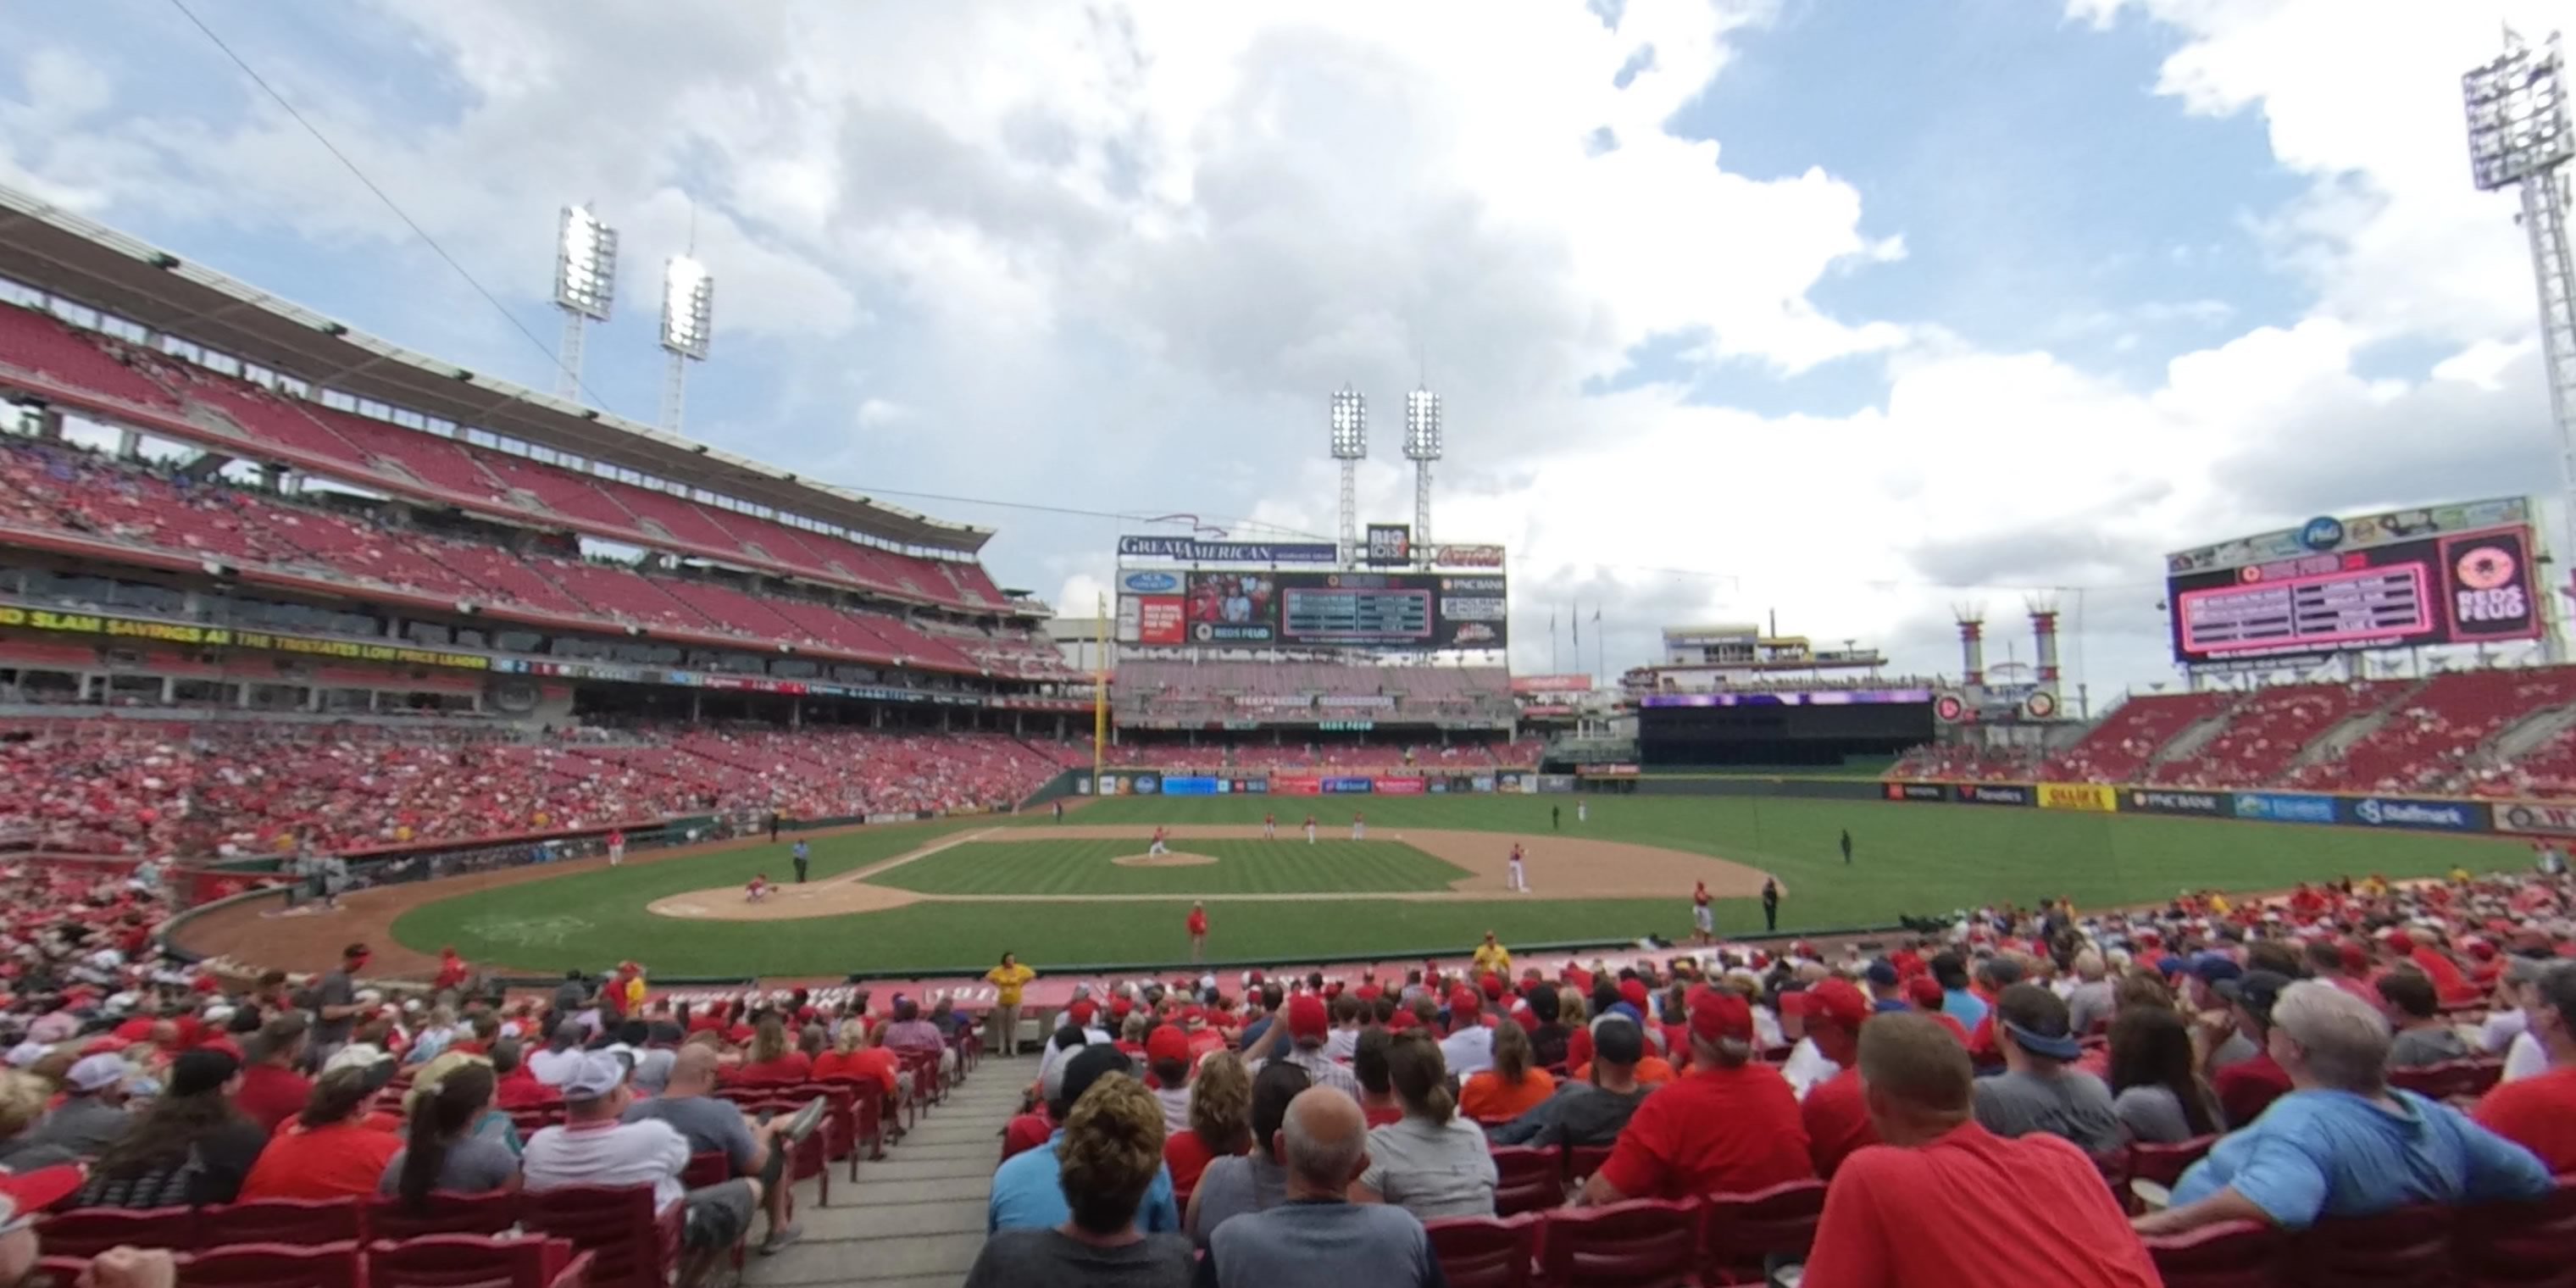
[647,825,1776,924]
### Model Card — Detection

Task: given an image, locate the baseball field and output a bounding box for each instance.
[158,792,2533,981]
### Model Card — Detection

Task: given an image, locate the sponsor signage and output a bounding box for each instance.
[2342,796,2484,832]
[1318,719,1376,732]
[1135,596,1184,645]
[1432,544,1506,568]
[1441,597,1508,621]
[1885,783,1948,802]
[0,605,494,670]
[1953,784,2033,806]
[2232,791,2338,824]
[1321,776,1375,794]
[1512,675,1594,694]
[1376,776,1427,796]
[1272,774,1321,797]
[1185,571,1281,644]
[1440,577,1507,593]
[2496,801,2576,836]
[1643,689,1934,707]
[2124,789,2226,817]
[1229,777,1269,795]
[1160,775,1224,796]
[1318,695,1396,708]
[1120,570,1182,593]
[1160,570,1510,651]
[1579,764,1642,777]
[2037,783,2118,813]
[1119,536,1339,564]
[1365,524,1413,567]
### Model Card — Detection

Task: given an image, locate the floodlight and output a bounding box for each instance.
[1330,386,1368,460]
[1403,388,1441,461]
[552,204,617,321]
[2463,34,2571,191]
[660,254,714,359]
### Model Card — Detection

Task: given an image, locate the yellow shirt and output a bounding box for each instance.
[986,963,1036,1006]
[623,976,646,1010]
[1472,943,1512,976]
[2207,894,2233,916]
[2449,867,2473,884]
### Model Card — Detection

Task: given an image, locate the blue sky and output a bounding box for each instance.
[0,0,2562,695]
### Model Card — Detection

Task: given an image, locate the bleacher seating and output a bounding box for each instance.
[2289,669,2576,796]
[2148,680,2404,788]
[2040,691,2235,784]
[1882,743,2040,782]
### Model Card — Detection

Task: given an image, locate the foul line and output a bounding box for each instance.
[824,827,1002,886]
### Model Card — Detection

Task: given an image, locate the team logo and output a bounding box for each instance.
[2455,544,2518,591]
[2299,516,2346,551]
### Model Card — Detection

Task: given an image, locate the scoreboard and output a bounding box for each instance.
[1282,576,1434,644]
[1119,568,1507,650]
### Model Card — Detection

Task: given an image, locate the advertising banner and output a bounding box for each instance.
[2232,791,2339,824]
[1579,764,1642,777]
[1119,536,1339,564]
[1537,774,1577,793]
[2123,788,2228,817]
[1322,776,1374,794]
[2038,783,2118,813]
[1471,774,1496,793]
[1953,783,2034,806]
[2340,796,2485,832]
[1512,675,1595,694]
[1376,776,1427,796]
[1272,774,1321,797]
[1499,773,1529,794]
[1228,777,1269,795]
[1135,595,1184,646]
[1884,782,1948,802]
[1161,776,1224,797]
[1431,544,1506,568]
[2496,801,2576,836]
[2166,510,2540,666]
[1119,569,1185,594]
[1184,571,1280,644]
[1096,774,1121,796]
[1128,773,1162,796]
[1365,524,1413,566]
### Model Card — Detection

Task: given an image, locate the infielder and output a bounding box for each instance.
[1148,825,1170,857]
[1352,812,1367,841]
[1506,842,1529,893]
[1303,813,1318,845]
[1263,811,1277,840]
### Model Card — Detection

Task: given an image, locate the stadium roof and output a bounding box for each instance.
[0,185,991,555]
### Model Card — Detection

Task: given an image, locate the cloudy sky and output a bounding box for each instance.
[2,0,2566,704]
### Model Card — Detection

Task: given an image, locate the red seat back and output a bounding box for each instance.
[178,1241,364,1288]
[1566,1146,1612,1182]
[2458,1182,2576,1288]
[367,1234,585,1288]
[2293,1203,2455,1288]
[519,1185,677,1288]
[1490,1146,1561,1217]
[1424,1213,1537,1288]
[208,1196,364,1246]
[2143,1219,2290,1288]
[365,1191,522,1241]
[38,1206,203,1258]
[2390,1060,2504,1102]
[2127,1135,2218,1189]
[682,1151,732,1189]
[1699,1180,1825,1285]
[1539,1198,1702,1288]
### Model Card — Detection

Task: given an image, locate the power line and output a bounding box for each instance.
[164,0,619,414]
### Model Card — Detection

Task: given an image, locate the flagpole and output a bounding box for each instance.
[1552,608,1560,674]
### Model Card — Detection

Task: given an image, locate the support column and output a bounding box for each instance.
[32,406,65,442]
[117,428,141,461]
[161,676,175,705]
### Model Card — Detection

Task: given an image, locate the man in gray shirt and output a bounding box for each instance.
[29,1055,134,1158]
[622,1046,808,1255]
[309,942,369,1062]
[1490,1015,1654,1148]
[1198,1088,1444,1288]
[1971,984,2122,1157]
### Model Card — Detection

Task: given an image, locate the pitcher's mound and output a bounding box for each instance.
[1113,852,1219,868]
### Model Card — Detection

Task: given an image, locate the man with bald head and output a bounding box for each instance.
[623,1045,813,1257]
[1197,1087,1442,1287]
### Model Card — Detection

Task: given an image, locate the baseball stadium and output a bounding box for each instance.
[1,14,2574,1288]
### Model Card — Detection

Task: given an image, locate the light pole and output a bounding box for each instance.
[1404,387,1441,560]
[659,253,714,433]
[1330,386,1367,565]
[551,203,617,403]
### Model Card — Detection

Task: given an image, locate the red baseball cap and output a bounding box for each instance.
[1111,997,1134,1019]
[1806,979,1871,1030]
[1285,994,1330,1041]
[1069,1000,1096,1025]
[1687,985,1753,1044]
[0,1163,81,1231]
[1618,979,1650,1012]
[1146,1025,1191,1064]
[1905,975,1945,1009]
[1480,974,1505,1000]
[1449,986,1481,1015]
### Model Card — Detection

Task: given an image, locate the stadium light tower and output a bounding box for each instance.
[658,253,714,432]
[2466,31,2575,561]
[551,203,617,402]
[1404,386,1441,558]
[1330,385,1368,564]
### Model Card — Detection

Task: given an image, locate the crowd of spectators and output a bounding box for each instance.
[0,719,1074,856]
[1096,740,1542,772]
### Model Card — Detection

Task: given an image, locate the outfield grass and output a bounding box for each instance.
[389,793,2527,978]
[872,839,1469,896]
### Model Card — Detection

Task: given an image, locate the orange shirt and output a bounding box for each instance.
[1798,1123,2158,1288]
[2473,1065,2576,1173]
[1596,1063,1813,1201]
[1460,1069,1558,1124]
[238,1121,402,1201]
[1573,1055,1675,1086]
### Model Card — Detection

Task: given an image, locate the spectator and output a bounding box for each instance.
[1164,1051,1252,1199]
[522,1052,817,1287]
[1438,987,1495,1076]
[380,1061,517,1206]
[1146,1025,1194,1134]
[2106,1007,2220,1144]
[1246,995,1362,1102]
[2137,981,2552,1235]
[627,1046,813,1256]
[2207,970,2297,1127]
[1459,1021,1555,1125]
[1200,1087,1445,1288]
[76,1049,266,1208]
[992,1045,1180,1235]
[491,1039,562,1111]
[2473,961,2576,1171]
[526,1021,587,1085]
[1323,994,1364,1063]
[1580,985,1812,1204]
[29,1053,135,1158]
[235,1013,315,1133]
[1356,1031,1496,1219]
[1350,1029,1405,1128]
[882,997,957,1080]
[1490,1013,1653,1149]
[0,1164,86,1285]
[1525,985,1570,1069]
[0,1072,73,1173]
[1798,980,1879,1179]
[2376,971,2470,1069]
[1796,1013,2161,1288]
[238,1064,402,1201]
[2065,950,2117,1037]
[963,1072,1191,1287]
[1931,953,1986,1030]
[733,1016,813,1084]
[1972,984,2121,1156]
[1187,1062,1309,1245]
[985,952,1035,1057]
[405,1052,519,1154]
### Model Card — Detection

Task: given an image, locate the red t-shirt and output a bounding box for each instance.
[2213,1052,2293,1128]
[234,1063,314,1134]
[238,1122,402,1201]
[730,1053,813,1084]
[1802,1068,1879,1180]
[1363,1102,1405,1129]
[1597,1063,1813,1200]
[1163,1129,1237,1195]
[1566,1024,1593,1074]
[1000,1112,1052,1163]
[1187,909,1208,935]
[497,1070,564,1110]
[2473,1066,2576,1172]
[1797,1122,2159,1288]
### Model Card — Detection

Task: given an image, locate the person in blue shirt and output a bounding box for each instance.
[2134,980,2551,1236]
[991,1045,1180,1235]
[791,840,810,883]
[1931,952,1989,1031]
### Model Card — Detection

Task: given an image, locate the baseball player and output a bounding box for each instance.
[1577,799,1588,824]
[1303,813,1318,845]
[1506,842,1528,893]
[746,874,771,902]
[1148,825,1170,857]
[1692,880,1716,945]
[607,827,625,866]
[1352,812,1366,841]
[1263,811,1277,840]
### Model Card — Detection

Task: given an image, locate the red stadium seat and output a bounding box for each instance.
[1424,1213,1539,1288]
[682,1151,732,1189]
[1489,1146,1563,1216]
[178,1241,363,1288]
[1536,1198,1702,1288]
[368,1235,593,1288]
[207,1196,364,1246]
[2457,1183,2576,1288]
[1565,1146,1612,1183]
[365,1191,521,1241]
[1697,1180,1825,1286]
[519,1185,681,1288]
[38,1206,203,1258]
[2390,1059,2505,1102]
[2291,1203,2455,1288]
[2142,1219,2291,1288]
[2127,1135,2219,1191]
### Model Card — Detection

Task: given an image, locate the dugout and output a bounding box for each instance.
[1638,698,1932,768]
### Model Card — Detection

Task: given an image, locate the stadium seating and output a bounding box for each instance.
[2148,680,2405,788]
[2289,669,2576,796]
[0,305,187,416]
[2039,691,2235,784]
[1882,742,2041,782]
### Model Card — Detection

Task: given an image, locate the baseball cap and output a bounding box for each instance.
[1480,973,1505,1000]
[1864,961,1901,988]
[65,1053,127,1094]
[1285,994,1330,1041]
[3,1042,44,1069]
[2214,969,2295,1025]
[558,1051,630,1102]
[1618,979,1650,1012]
[1068,1000,1096,1026]
[1146,1025,1191,1064]
[1806,979,1871,1030]
[1687,985,1753,1045]
[2186,956,2243,985]
[1448,986,1480,1017]
[0,1164,84,1233]
[1905,975,1944,1009]
[1058,1044,1132,1109]
[1996,985,2081,1061]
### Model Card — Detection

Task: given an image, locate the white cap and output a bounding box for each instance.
[66,1053,127,1093]
[3,1042,46,1069]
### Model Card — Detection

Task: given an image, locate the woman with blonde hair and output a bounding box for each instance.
[1460,1019,1557,1125]
[963,1073,1191,1286]
[1354,1031,1496,1219]
[734,1014,810,1083]
[1162,1051,1251,1198]
[0,1069,71,1173]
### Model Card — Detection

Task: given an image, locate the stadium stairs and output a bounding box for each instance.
[747,1054,1031,1288]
